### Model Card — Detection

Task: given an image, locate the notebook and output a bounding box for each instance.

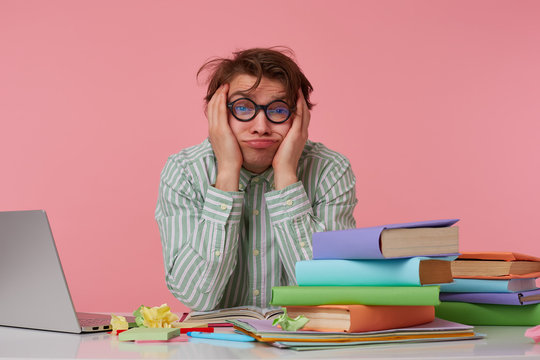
[0,210,133,333]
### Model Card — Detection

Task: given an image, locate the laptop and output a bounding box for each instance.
[0,210,133,333]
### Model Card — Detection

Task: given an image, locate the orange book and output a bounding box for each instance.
[286,305,434,333]
[452,252,540,279]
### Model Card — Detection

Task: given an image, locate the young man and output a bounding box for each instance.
[155,48,357,311]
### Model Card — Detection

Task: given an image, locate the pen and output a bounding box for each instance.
[180,327,214,334]
[187,331,255,342]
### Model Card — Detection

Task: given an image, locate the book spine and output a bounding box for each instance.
[312,227,384,259]
[270,286,441,306]
[435,302,540,325]
[439,279,513,293]
[295,259,424,286]
[439,292,523,305]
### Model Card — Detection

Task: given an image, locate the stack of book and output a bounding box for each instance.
[436,252,540,325]
[228,219,485,349]
[255,219,484,350]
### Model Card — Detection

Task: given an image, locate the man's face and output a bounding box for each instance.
[227,74,293,174]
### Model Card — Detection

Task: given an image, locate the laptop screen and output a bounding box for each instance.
[0,210,82,333]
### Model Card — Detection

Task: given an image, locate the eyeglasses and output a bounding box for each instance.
[227,98,294,124]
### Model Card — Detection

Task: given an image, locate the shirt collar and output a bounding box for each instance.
[239,167,275,191]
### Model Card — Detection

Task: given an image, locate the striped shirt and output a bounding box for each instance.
[155,138,357,311]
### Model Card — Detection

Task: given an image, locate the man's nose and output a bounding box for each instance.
[249,111,271,135]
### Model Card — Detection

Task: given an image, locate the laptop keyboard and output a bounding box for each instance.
[78,317,111,327]
[76,312,135,330]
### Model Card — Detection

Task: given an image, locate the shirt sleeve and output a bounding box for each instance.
[264,159,357,284]
[155,157,244,311]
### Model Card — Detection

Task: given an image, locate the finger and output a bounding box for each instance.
[298,89,310,135]
[291,89,305,132]
[213,84,228,130]
[207,85,222,128]
[217,83,229,127]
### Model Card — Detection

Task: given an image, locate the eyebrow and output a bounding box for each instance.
[228,90,286,101]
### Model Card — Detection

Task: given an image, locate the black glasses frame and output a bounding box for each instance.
[227,98,295,124]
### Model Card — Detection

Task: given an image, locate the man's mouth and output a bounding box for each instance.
[244,139,277,149]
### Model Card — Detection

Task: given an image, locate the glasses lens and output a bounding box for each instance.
[231,99,256,120]
[266,101,290,123]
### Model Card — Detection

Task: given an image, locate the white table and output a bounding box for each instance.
[0,325,538,359]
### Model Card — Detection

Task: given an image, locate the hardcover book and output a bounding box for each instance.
[435,302,540,325]
[270,286,440,306]
[439,278,538,293]
[312,219,459,260]
[285,305,435,333]
[296,258,453,286]
[439,288,540,305]
[451,252,540,279]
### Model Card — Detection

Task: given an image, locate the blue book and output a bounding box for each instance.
[439,278,538,293]
[296,258,453,286]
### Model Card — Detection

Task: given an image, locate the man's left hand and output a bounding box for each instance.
[272,89,310,190]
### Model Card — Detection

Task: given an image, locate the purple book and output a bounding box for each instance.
[440,288,540,305]
[312,219,459,260]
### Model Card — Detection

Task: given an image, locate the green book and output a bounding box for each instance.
[270,286,440,306]
[435,302,540,325]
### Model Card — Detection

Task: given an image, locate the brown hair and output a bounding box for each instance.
[197,47,314,110]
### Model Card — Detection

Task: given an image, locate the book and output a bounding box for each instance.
[312,219,459,259]
[439,288,540,305]
[183,306,283,323]
[229,317,478,344]
[435,302,540,325]
[439,278,538,293]
[451,252,540,279]
[296,258,453,286]
[285,305,435,332]
[270,286,440,306]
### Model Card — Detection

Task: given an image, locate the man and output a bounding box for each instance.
[155,48,357,311]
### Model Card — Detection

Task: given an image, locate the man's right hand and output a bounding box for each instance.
[207,83,243,191]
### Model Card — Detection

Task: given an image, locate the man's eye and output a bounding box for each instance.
[235,106,250,113]
[269,107,289,115]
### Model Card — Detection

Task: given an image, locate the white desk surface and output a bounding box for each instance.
[0,324,539,359]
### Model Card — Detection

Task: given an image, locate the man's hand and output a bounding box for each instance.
[272,89,310,190]
[207,83,243,191]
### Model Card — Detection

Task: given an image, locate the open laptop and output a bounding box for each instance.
[0,210,133,333]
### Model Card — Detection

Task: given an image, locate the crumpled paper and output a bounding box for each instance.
[272,308,309,331]
[111,303,180,335]
[110,315,129,335]
[135,304,180,328]
[525,325,540,343]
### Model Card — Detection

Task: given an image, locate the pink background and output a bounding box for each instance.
[1,1,539,313]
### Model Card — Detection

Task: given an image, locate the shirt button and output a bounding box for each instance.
[214,250,221,257]
[239,184,244,191]
[253,249,260,256]
[253,209,260,216]
[253,289,260,296]
[253,177,260,183]
[286,199,293,206]
[300,241,306,247]
[220,203,227,210]
[271,183,275,190]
